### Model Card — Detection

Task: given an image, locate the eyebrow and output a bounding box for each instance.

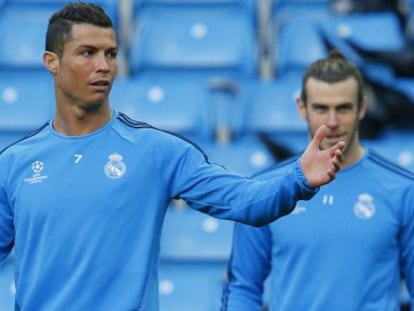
[311,102,354,108]
[78,44,118,50]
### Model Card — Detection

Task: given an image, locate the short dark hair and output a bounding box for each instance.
[45,1,114,57]
[300,50,364,106]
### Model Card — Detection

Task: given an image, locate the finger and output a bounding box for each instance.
[333,148,343,165]
[327,169,336,180]
[327,162,339,179]
[309,124,327,151]
[329,142,345,162]
[336,141,346,152]
[332,157,342,172]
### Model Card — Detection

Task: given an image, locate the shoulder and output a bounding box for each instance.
[361,149,414,196]
[365,149,414,182]
[114,112,209,158]
[0,123,49,158]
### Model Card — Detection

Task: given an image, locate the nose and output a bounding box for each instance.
[96,53,110,72]
[326,110,339,128]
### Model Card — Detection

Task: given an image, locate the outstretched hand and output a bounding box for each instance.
[300,125,345,187]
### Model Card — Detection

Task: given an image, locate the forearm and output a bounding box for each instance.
[184,159,318,226]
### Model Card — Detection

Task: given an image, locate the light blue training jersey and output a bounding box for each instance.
[0,112,318,310]
[222,150,414,311]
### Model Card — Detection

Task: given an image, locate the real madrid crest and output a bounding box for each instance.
[104,153,126,179]
[354,193,375,219]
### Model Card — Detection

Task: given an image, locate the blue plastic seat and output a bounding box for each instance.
[111,75,212,141]
[274,17,329,77]
[159,260,227,311]
[393,78,414,104]
[0,4,56,69]
[133,0,257,30]
[200,135,275,177]
[244,75,307,134]
[0,70,54,133]
[161,205,234,261]
[129,5,257,79]
[320,12,405,69]
[3,0,119,29]
[272,0,330,21]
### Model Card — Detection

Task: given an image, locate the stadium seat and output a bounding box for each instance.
[0,70,54,138]
[244,75,307,134]
[272,0,330,21]
[129,5,257,79]
[238,76,308,158]
[0,4,56,69]
[274,16,329,77]
[133,0,257,28]
[161,204,234,261]
[393,78,414,103]
[110,75,213,141]
[160,203,231,310]
[159,260,227,311]
[320,12,405,69]
[200,135,275,177]
[4,0,119,29]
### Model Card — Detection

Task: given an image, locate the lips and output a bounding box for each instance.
[90,80,110,91]
[327,135,343,139]
[325,134,345,145]
[91,79,110,86]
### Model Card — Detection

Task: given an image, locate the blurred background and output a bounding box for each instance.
[0,0,413,310]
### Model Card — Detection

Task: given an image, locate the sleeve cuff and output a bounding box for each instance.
[294,158,319,199]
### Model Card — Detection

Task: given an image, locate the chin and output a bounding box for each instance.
[82,100,106,112]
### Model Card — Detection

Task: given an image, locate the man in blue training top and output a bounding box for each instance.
[0,2,344,310]
[221,50,414,310]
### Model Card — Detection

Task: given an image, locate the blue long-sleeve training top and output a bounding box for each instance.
[222,150,414,311]
[0,111,318,310]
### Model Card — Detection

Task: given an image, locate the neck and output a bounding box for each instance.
[341,140,365,168]
[53,104,112,136]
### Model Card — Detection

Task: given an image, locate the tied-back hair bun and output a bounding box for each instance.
[328,49,345,60]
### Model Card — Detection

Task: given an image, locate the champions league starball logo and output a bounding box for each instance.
[354,193,375,219]
[104,153,126,179]
[32,161,44,174]
[23,160,48,184]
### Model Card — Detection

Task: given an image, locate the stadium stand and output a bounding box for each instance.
[321,11,405,80]
[129,5,257,79]
[110,75,213,141]
[0,3,55,149]
[274,17,329,77]
[158,259,227,311]
[158,201,233,311]
[4,0,120,29]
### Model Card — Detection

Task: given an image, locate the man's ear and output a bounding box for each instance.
[43,51,59,75]
[358,96,369,121]
[296,96,307,120]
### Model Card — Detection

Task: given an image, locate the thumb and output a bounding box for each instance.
[309,124,327,152]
